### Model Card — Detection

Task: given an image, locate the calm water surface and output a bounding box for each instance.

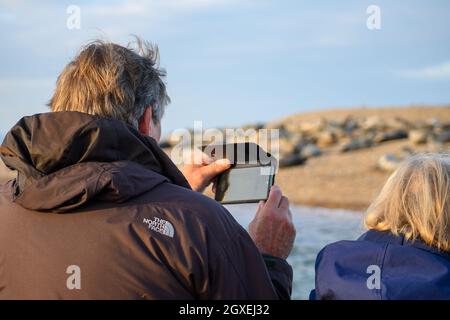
[225,204,364,300]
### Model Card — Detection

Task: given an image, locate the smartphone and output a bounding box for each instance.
[215,165,275,204]
[202,142,277,204]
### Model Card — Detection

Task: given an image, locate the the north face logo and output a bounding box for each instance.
[143,217,174,238]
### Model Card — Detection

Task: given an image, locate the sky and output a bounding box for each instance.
[0,0,449,138]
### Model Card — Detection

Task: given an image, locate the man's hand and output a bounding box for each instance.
[181,150,231,193]
[248,185,296,260]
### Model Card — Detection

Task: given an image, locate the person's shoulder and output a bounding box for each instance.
[174,184,243,234]
[154,182,231,216]
[135,182,244,241]
[313,233,389,299]
[315,231,387,268]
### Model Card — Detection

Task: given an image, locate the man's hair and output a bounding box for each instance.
[365,153,450,251]
[48,37,170,128]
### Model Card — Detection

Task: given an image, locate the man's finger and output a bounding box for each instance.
[199,158,231,181]
[201,151,214,165]
[279,196,293,222]
[265,185,283,209]
[256,200,265,214]
[212,179,217,194]
[251,201,265,222]
[183,148,205,166]
[279,196,289,210]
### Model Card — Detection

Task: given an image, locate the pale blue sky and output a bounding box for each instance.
[0,0,449,138]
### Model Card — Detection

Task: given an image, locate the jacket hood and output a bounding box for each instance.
[0,111,190,212]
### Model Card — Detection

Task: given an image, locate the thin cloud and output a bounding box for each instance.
[398,61,450,80]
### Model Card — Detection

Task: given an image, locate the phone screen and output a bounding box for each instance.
[215,166,274,204]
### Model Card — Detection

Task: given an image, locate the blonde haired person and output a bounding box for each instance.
[311,153,450,300]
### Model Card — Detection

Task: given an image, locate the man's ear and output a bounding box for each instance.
[138,107,152,136]
[138,107,161,142]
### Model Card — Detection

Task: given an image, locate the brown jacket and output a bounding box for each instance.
[0,111,292,299]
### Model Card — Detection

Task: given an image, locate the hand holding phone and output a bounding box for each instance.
[202,142,277,204]
[180,148,232,193]
[248,185,296,259]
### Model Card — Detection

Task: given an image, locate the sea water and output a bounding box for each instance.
[225,204,363,300]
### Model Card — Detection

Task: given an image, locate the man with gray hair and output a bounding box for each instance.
[0,38,295,299]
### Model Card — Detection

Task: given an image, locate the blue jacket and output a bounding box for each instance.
[311,230,450,300]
